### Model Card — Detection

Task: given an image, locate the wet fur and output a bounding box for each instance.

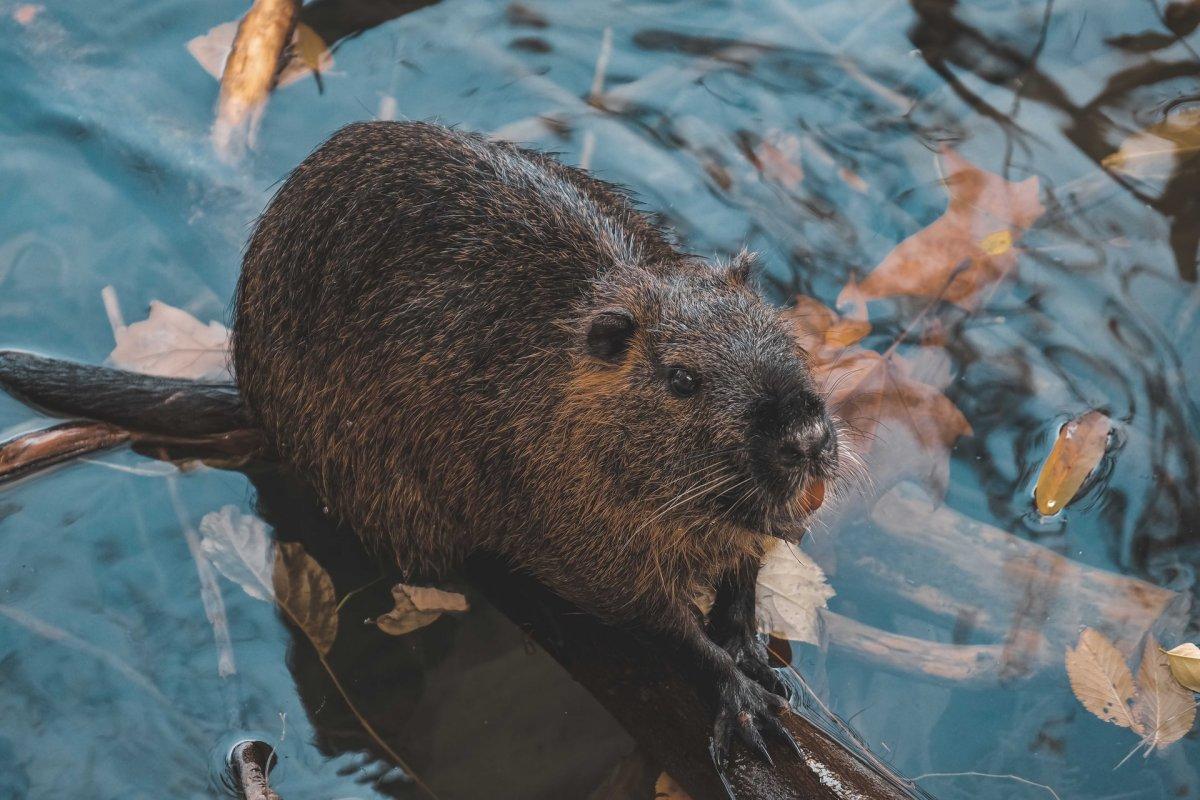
[234,122,834,633]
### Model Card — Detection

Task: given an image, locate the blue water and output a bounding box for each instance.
[0,1,1197,798]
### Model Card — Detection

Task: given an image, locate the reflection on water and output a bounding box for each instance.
[0,0,1197,798]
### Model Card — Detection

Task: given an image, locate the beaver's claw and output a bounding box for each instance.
[709,672,800,769]
[721,633,791,700]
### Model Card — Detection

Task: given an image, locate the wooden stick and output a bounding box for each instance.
[823,610,1008,686]
[0,421,263,485]
[229,740,281,800]
[0,421,130,483]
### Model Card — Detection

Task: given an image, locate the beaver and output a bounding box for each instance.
[0,121,841,765]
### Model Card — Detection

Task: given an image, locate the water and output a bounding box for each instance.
[0,0,1197,798]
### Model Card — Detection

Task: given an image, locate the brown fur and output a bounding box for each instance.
[232,122,839,633]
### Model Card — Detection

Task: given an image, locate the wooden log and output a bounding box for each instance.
[822,610,1007,687]
[827,483,1185,681]
[467,559,926,800]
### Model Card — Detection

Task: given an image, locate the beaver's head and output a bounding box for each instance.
[568,253,844,542]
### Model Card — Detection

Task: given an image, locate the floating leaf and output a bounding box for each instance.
[189,20,331,90]
[1033,411,1111,516]
[107,299,232,381]
[273,541,338,654]
[837,148,1043,311]
[654,772,694,799]
[372,584,469,636]
[788,297,972,496]
[1103,108,1200,181]
[1133,635,1197,751]
[199,505,274,602]
[1166,643,1200,692]
[752,134,804,190]
[1066,628,1138,729]
[199,507,338,653]
[755,540,835,644]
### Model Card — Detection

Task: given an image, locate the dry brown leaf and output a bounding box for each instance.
[1066,627,1138,729]
[1103,108,1200,181]
[788,297,972,495]
[199,507,338,653]
[753,134,804,190]
[107,299,232,381]
[1166,643,1200,692]
[755,540,835,644]
[653,772,693,799]
[837,148,1044,311]
[211,0,300,161]
[1033,411,1111,516]
[273,541,338,655]
[1133,634,1197,751]
[373,584,470,636]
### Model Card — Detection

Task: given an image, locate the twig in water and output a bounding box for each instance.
[914,770,1061,800]
[230,740,282,800]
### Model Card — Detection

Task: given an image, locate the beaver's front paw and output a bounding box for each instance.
[721,633,790,700]
[710,671,799,768]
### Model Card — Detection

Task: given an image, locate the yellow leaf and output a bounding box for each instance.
[1033,411,1111,516]
[273,541,338,655]
[1103,108,1200,180]
[293,22,326,72]
[654,772,693,799]
[1133,635,1197,751]
[979,229,1012,256]
[1065,627,1138,729]
[1166,643,1200,692]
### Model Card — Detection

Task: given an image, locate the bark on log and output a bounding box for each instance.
[0,422,263,485]
[467,559,926,800]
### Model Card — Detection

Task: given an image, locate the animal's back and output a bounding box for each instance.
[233,122,676,568]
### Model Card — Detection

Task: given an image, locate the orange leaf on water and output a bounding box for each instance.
[1033,411,1112,516]
[837,148,1044,312]
[788,297,971,496]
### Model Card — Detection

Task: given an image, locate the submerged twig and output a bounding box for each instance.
[230,740,282,800]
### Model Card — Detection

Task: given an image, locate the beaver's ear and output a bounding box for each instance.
[724,250,757,286]
[585,308,637,362]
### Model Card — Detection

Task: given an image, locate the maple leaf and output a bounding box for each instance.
[837,148,1044,312]
[106,297,232,381]
[787,296,971,496]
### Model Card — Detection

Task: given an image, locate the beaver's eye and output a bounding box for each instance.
[668,366,700,398]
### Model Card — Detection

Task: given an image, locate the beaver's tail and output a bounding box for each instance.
[0,350,249,436]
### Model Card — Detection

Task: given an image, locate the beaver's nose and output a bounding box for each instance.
[776,420,833,469]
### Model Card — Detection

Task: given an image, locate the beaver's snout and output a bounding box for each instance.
[774,416,836,472]
[752,387,838,482]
